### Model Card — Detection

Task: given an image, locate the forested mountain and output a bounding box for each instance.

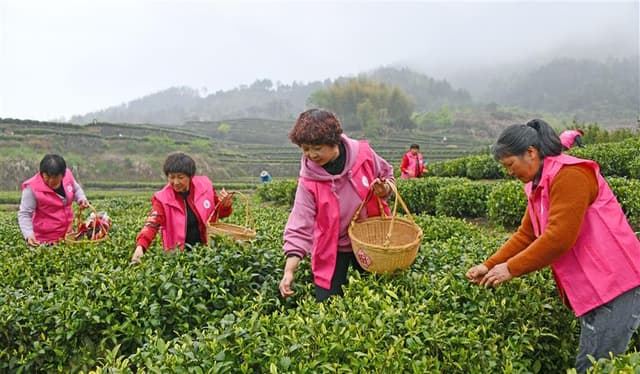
[69,68,473,125]
[69,57,638,127]
[482,56,639,124]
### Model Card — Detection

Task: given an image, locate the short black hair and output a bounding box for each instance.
[163,152,196,177]
[39,154,67,176]
[410,144,420,150]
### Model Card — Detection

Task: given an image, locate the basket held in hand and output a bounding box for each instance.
[348,182,423,274]
[65,203,110,244]
[207,191,257,241]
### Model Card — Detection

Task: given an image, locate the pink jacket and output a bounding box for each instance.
[21,169,76,243]
[559,130,582,149]
[400,151,425,179]
[283,135,394,289]
[525,154,640,316]
[153,176,217,250]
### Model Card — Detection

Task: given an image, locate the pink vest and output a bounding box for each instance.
[154,176,216,250]
[559,130,581,149]
[21,169,76,243]
[301,141,391,289]
[525,154,640,316]
[401,152,424,179]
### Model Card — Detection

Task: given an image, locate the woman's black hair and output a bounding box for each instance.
[39,154,67,176]
[491,119,563,160]
[410,144,420,150]
[163,152,196,177]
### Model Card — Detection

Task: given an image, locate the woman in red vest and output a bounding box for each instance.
[465,119,640,373]
[130,152,232,263]
[19,154,90,246]
[400,143,425,178]
[279,109,395,302]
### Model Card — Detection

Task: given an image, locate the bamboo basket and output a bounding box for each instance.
[348,182,423,274]
[207,191,256,241]
[65,203,109,244]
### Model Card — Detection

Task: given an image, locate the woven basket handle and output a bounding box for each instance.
[383,182,417,246]
[68,202,98,239]
[208,190,255,230]
[350,180,394,228]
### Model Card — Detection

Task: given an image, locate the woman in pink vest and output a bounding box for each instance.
[279,109,395,302]
[465,119,640,373]
[130,152,232,263]
[400,143,426,179]
[19,154,90,246]
[559,128,585,150]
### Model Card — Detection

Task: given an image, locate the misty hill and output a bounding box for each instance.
[70,58,638,128]
[69,68,473,125]
[464,56,639,126]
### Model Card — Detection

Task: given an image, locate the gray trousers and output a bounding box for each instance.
[575,286,640,373]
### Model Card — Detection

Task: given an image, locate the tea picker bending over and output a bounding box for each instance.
[465,119,640,373]
[130,152,232,263]
[18,154,90,247]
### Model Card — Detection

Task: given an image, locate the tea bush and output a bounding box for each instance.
[255,179,298,207]
[396,177,467,215]
[465,154,506,180]
[487,180,528,229]
[435,181,491,218]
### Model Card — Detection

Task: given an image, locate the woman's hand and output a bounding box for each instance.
[465,263,488,284]
[479,263,513,288]
[371,178,391,198]
[27,235,40,247]
[218,189,233,208]
[279,256,301,297]
[130,245,145,264]
[78,199,90,209]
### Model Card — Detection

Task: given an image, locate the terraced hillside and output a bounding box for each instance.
[0,118,489,189]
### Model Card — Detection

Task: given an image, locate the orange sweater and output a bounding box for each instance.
[484,164,599,276]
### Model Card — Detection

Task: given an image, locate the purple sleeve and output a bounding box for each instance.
[18,186,36,239]
[282,182,316,259]
[73,180,87,203]
[371,148,395,191]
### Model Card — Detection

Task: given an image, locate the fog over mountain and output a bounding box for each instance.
[0,1,637,122]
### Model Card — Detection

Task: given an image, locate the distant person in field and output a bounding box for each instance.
[258,170,272,183]
[279,108,394,302]
[18,154,90,246]
[465,119,640,373]
[400,143,426,179]
[130,152,233,263]
[559,128,585,150]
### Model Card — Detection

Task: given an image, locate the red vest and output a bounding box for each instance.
[301,141,390,289]
[154,176,216,250]
[401,151,424,179]
[21,169,76,243]
[525,154,640,316]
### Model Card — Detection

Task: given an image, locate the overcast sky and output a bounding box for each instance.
[0,0,637,122]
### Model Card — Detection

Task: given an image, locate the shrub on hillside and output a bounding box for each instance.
[606,177,640,229]
[396,177,466,215]
[435,180,490,218]
[429,157,468,178]
[256,179,297,207]
[487,180,527,229]
[465,154,506,180]
[568,137,640,178]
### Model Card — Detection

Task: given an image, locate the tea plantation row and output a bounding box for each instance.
[429,136,640,180]
[257,177,640,230]
[1,191,638,372]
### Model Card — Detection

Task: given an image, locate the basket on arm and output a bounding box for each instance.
[348,182,423,274]
[65,203,111,244]
[207,191,257,241]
